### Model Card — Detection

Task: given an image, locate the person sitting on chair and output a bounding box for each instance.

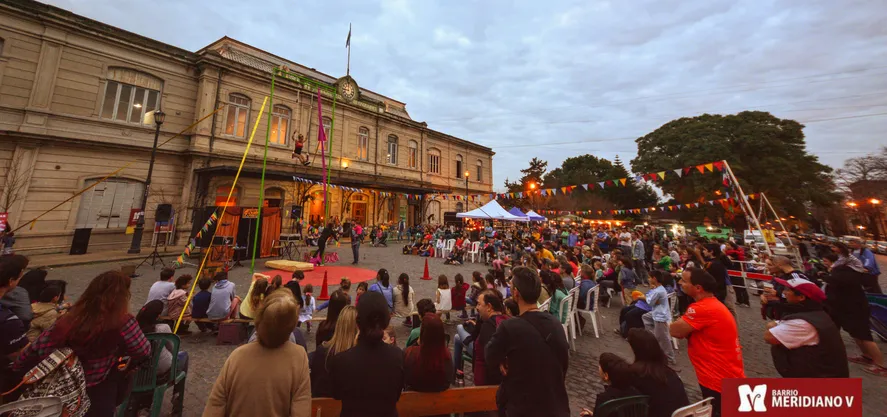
[580,353,641,416]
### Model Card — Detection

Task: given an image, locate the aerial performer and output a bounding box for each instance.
[291,132,311,166]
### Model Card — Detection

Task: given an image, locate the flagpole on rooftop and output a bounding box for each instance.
[346,23,352,76]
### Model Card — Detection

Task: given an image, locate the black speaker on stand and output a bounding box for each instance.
[70,228,92,255]
[133,205,169,274]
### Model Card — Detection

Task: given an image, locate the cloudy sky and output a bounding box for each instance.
[46,0,887,191]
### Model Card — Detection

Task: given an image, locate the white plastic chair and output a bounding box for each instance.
[605,287,625,308]
[434,239,445,257]
[671,397,714,417]
[468,241,481,263]
[667,291,680,350]
[442,239,456,259]
[538,297,551,312]
[557,288,577,351]
[577,285,601,338]
[568,286,580,344]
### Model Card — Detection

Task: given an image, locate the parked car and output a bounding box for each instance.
[876,241,887,255]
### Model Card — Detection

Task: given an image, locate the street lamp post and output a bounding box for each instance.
[128,110,165,254]
[464,171,470,211]
[528,182,537,209]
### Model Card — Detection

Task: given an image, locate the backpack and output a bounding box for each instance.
[11,348,90,417]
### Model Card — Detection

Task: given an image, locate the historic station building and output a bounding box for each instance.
[0,0,494,254]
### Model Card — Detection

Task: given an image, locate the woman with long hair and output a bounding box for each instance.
[310,305,358,397]
[393,273,416,327]
[13,270,151,417]
[541,270,568,323]
[315,290,349,348]
[329,291,403,417]
[626,328,688,417]
[369,268,394,311]
[404,313,452,392]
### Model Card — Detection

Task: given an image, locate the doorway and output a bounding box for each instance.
[351,195,367,225]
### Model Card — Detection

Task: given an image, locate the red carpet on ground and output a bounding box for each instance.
[261,265,378,287]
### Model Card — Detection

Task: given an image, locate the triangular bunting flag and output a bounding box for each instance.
[673,169,683,177]
[696,165,705,174]
[713,161,725,171]
[705,163,714,172]
[581,184,589,191]
[619,178,627,186]
[657,171,666,180]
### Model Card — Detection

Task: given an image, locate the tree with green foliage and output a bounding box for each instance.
[543,154,658,213]
[630,111,839,217]
[504,157,548,208]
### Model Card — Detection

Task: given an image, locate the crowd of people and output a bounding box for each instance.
[0,219,883,416]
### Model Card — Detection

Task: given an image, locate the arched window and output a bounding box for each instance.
[264,187,284,207]
[225,94,251,138]
[428,148,441,174]
[0,37,5,56]
[455,154,463,179]
[76,178,145,229]
[357,127,369,160]
[455,202,464,212]
[408,140,418,169]
[476,159,483,182]
[322,116,332,139]
[386,134,398,165]
[100,67,162,125]
[270,105,291,145]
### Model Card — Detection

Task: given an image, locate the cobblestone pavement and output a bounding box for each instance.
[42,246,887,416]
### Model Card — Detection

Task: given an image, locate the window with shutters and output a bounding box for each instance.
[224,94,251,138]
[455,154,463,179]
[387,135,398,165]
[357,127,369,160]
[428,148,441,174]
[408,140,418,169]
[476,160,483,182]
[270,105,291,145]
[75,179,145,229]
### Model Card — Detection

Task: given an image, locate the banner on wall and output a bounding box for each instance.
[125,209,142,235]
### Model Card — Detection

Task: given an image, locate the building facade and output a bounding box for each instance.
[0,0,494,255]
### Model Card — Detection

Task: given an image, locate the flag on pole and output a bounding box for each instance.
[346,23,352,47]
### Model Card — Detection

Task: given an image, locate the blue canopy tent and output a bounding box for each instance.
[507,207,529,220]
[525,210,547,222]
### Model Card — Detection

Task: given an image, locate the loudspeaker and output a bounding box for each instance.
[156,204,173,223]
[290,205,302,219]
[70,228,92,255]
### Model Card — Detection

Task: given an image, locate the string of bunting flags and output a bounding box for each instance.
[492,160,727,200]
[172,211,219,267]
[534,193,758,217]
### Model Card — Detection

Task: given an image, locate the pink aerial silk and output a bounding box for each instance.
[316,88,328,222]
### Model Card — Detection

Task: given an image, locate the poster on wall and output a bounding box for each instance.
[0,213,7,232]
[125,209,142,235]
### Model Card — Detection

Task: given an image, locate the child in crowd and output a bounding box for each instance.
[146,267,176,315]
[27,285,62,342]
[191,277,214,332]
[435,275,452,323]
[466,271,485,318]
[167,275,193,334]
[406,299,437,347]
[642,270,676,365]
[451,274,469,319]
[618,257,638,305]
[580,354,641,417]
[240,274,270,320]
[594,261,605,281]
[300,284,316,333]
[207,271,237,320]
[355,281,368,306]
[419,240,432,257]
[383,326,397,345]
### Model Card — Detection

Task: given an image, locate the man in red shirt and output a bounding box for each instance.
[670,267,745,417]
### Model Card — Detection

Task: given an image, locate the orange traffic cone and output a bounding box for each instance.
[421,258,432,280]
[318,271,330,300]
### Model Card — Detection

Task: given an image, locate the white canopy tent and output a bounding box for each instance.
[456,199,528,221]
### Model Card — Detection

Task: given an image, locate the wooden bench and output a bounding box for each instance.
[311,386,497,417]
